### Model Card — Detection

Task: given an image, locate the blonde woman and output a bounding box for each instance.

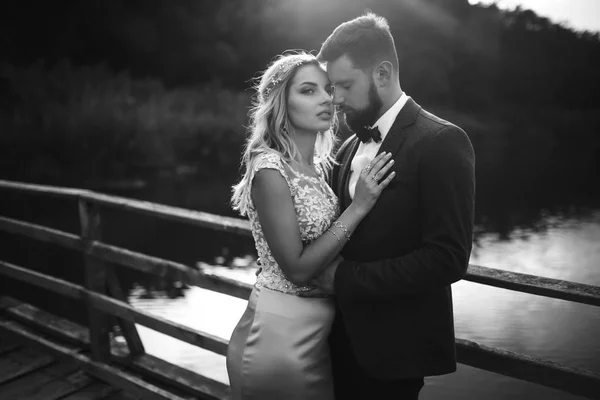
[227,52,395,399]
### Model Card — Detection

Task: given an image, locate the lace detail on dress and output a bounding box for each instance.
[246,152,339,295]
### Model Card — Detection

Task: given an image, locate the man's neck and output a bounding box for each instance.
[376,87,403,121]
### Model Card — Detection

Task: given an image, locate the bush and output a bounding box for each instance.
[0,60,250,183]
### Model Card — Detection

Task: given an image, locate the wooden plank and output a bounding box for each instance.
[2,299,90,347]
[0,180,249,236]
[466,264,600,307]
[79,199,112,363]
[0,319,191,400]
[80,191,252,236]
[0,216,81,251]
[18,370,96,400]
[60,381,119,400]
[456,338,600,399]
[90,242,202,286]
[112,345,229,400]
[0,347,56,385]
[194,270,252,300]
[0,271,227,357]
[0,261,83,299]
[105,266,145,357]
[1,300,227,399]
[89,294,228,356]
[90,243,251,299]
[0,296,22,311]
[0,342,20,356]
[0,179,83,199]
[103,390,142,400]
[0,360,80,400]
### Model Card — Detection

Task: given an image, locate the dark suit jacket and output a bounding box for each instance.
[329,98,475,379]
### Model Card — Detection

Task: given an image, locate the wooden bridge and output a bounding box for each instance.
[0,179,599,399]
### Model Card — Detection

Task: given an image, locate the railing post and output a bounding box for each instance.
[79,198,111,362]
[105,266,145,357]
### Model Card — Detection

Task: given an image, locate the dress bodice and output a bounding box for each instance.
[246,152,340,295]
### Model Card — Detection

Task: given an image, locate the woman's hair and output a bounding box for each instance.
[231,51,338,216]
[317,12,398,76]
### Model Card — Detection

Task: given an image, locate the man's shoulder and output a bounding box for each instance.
[415,108,461,134]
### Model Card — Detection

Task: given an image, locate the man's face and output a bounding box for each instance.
[327,54,382,133]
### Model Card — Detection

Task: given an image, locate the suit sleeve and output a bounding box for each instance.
[334,126,476,302]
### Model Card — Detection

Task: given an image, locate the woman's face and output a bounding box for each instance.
[286,64,334,134]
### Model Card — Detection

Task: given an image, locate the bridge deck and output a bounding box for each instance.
[0,336,137,400]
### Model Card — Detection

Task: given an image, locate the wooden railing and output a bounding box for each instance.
[1,179,599,399]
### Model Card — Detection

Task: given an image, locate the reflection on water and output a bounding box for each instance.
[471,211,600,284]
[129,211,600,399]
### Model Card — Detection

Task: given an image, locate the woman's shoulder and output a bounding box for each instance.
[251,151,291,183]
[254,151,283,169]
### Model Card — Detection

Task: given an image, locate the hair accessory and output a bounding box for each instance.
[263,58,308,99]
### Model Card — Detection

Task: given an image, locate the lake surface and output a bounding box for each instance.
[127,209,600,400]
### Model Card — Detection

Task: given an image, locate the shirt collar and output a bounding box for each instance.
[371,92,408,141]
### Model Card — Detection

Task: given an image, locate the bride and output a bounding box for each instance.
[226,51,395,400]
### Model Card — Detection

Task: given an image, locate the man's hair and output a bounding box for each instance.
[317,12,398,74]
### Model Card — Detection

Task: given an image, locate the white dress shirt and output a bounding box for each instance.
[349,92,409,199]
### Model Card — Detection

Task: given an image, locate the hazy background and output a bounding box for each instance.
[1,1,599,398]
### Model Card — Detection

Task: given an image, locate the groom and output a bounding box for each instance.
[311,13,476,399]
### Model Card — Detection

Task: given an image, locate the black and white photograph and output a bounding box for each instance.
[0,1,599,399]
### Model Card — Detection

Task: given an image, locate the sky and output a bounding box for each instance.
[468,0,600,33]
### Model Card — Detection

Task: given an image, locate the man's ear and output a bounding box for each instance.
[374,61,393,86]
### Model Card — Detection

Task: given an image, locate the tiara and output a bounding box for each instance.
[263,58,308,99]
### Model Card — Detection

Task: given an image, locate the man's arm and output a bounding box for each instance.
[334,126,476,302]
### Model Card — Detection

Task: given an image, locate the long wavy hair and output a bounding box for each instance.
[231,52,338,216]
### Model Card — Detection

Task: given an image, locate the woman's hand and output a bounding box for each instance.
[351,152,396,215]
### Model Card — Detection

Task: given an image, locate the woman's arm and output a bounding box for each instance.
[253,152,395,285]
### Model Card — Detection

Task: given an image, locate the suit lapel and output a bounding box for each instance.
[338,136,360,211]
[376,97,421,158]
[336,98,421,210]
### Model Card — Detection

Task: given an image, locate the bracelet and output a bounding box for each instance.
[333,220,351,240]
[327,228,344,248]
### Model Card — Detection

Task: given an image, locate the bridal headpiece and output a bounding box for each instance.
[261,55,313,100]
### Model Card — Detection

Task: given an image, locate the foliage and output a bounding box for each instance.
[0,60,250,183]
[3,0,598,110]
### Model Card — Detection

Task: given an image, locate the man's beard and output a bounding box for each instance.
[342,80,383,134]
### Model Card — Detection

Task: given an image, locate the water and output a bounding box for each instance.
[128,211,600,400]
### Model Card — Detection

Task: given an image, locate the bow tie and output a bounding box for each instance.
[357,126,382,144]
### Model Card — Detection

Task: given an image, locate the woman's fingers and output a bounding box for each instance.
[361,151,387,175]
[378,171,396,188]
[372,157,395,182]
[369,152,392,174]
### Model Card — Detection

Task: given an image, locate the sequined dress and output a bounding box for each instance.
[226,152,339,400]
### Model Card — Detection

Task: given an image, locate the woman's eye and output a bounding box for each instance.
[343,84,352,90]
[302,88,315,94]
